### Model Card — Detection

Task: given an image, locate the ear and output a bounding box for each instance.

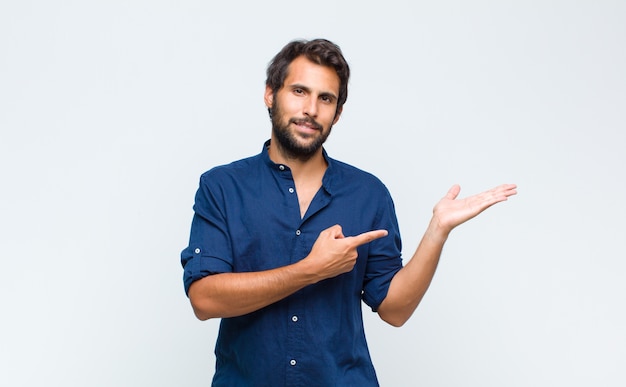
[264,85,274,109]
[332,106,343,125]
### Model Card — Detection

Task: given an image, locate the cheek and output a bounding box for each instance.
[279,98,301,115]
[321,107,339,126]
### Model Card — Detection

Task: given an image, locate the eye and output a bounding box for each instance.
[293,88,304,95]
[320,95,334,104]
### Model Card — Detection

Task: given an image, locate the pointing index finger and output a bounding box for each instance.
[350,229,389,247]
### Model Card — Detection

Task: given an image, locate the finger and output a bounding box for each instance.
[503,183,517,190]
[322,224,345,239]
[478,184,518,206]
[502,184,518,197]
[492,184,518,199]
[349,229,388,247]
[445,184,461,200]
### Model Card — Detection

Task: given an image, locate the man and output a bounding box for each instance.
[181,38,517,386]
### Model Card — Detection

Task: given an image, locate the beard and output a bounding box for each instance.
[270,100,332,161]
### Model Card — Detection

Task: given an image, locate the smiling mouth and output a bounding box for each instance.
[291,118,322,131]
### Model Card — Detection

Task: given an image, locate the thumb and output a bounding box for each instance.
[445,184,461,200]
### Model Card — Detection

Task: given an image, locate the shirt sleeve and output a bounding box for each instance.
[361,187,403,311]
[180,171,234,296]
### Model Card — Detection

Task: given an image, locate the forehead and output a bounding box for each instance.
[284,56,340,94]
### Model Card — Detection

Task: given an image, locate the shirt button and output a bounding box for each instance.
[288,188,294,193]
[292,315,298,322]
[295,230,301,236]
[290,359,297,366]
[279,165,285,171]
[194,248,200,254]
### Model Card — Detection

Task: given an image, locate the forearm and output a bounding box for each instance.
[188,225,388,320]
[377,218,449,327]
[377,183,517,327]
[188,260,319,320]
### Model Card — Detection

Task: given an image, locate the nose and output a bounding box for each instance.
[302,96,318,118]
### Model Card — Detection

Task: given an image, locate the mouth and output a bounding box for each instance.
[290,118,322,132]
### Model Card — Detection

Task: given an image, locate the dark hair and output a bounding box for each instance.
[266,39,350,113]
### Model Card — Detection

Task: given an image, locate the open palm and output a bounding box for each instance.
[433,184,517,233]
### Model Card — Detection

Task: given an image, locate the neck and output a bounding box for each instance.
[267,139,327,181]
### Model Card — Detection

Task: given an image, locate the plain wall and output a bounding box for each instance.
[1,1,625,386]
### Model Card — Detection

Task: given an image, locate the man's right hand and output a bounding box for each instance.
[303,225,388,282]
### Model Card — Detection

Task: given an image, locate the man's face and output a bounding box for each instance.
[265,56,342,160]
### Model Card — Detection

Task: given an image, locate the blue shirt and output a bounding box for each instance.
[181,141,403,386]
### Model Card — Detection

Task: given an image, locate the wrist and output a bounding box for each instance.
[291,257,323,285]
[425,217,451,245]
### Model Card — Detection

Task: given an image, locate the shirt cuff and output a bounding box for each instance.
[183,255,232,296]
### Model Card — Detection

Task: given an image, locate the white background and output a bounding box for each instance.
[1,1,625,386]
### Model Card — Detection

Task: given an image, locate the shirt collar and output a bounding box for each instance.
[260,140,335,195]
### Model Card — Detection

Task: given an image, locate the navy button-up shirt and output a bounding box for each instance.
[181,141,403,386]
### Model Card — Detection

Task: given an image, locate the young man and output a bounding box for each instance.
[181,39,517,386]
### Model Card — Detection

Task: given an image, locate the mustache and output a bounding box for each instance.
[289,117,323,131]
